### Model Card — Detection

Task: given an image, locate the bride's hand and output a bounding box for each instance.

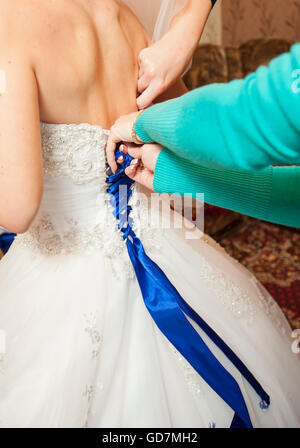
[106,111,142,173]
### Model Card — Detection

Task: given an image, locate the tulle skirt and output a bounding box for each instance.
[0,211,299,428]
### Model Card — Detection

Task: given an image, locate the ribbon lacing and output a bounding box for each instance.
[106,148,270,428]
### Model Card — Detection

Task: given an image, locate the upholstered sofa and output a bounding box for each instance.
[183,38,293,237]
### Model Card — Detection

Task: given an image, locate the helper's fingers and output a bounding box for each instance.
[125,158,139,178]
[137,85,156,110]
[137,78,164,110]
[119,144,128,155]
[141,143,163,172]
[125,161,154,191]
[137,74,149,94]
[125,143,143,160]
[138,49,146,75]
[106,132,119,173]
[138,64,144,79]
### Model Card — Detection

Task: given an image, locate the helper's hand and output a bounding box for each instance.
[137,0,212,109]
[137,33,192,110]
[117,143,163,191]
[106,111,142,173]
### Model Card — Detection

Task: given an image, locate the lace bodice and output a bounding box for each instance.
[13,122,156,278]
[41,122,109,184]
[11,123,287,332]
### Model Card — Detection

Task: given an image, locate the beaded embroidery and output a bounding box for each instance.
[167,341,202,398]
[12,122,285,333]
[41,122,109,185]
[82,384,95,428]
[82,311,104,427]
[82,380,104,428]
[252,277,288,335]
[200,233,286,332]
[196,258,257,325]
[84,311,102,360]
[13,123,158,279]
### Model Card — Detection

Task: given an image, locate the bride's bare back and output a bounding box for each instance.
[0,0,150,232]
[28,0,150,127]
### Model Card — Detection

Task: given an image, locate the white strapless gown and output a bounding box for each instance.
[0,122,299,428]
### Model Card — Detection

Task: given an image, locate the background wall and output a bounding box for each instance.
[223,0,300,45]
[201,0,223,44]
[201,0,300,46]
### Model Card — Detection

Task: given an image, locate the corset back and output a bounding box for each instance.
[13,122,156,278]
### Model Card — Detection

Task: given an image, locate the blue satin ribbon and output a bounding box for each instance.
[0,232,15,254]
[106,148,270,428]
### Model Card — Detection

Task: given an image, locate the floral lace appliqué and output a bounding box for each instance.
[13,123,158,279]
[41,122,109,185]
[84,311,102,359]
[167,341,202,398]
[82,311,104,427]
[199,234,287,333]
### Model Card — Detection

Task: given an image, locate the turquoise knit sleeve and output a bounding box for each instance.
[135,44,300,173]
[153,148,300,228]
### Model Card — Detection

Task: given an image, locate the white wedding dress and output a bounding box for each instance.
[0,122,299,428]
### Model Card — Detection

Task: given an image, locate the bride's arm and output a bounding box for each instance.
[0,16,43,234]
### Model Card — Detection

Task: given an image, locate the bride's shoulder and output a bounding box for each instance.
[0,0,33,23]
[0,0,67,57]
[0,0,63,33]
[0,1,42,42]
[0,1,27,50]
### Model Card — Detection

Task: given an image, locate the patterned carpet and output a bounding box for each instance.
[218,218,300,330]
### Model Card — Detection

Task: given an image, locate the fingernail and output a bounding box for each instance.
[133,159,139,165]
[130,164,135,171]
[120,145,125,153]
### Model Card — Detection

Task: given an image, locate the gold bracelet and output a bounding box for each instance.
[131,111,145,144]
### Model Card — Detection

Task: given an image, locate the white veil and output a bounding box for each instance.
[121,0,187,42]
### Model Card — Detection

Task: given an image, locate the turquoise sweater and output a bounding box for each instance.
[135,44,300,228]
